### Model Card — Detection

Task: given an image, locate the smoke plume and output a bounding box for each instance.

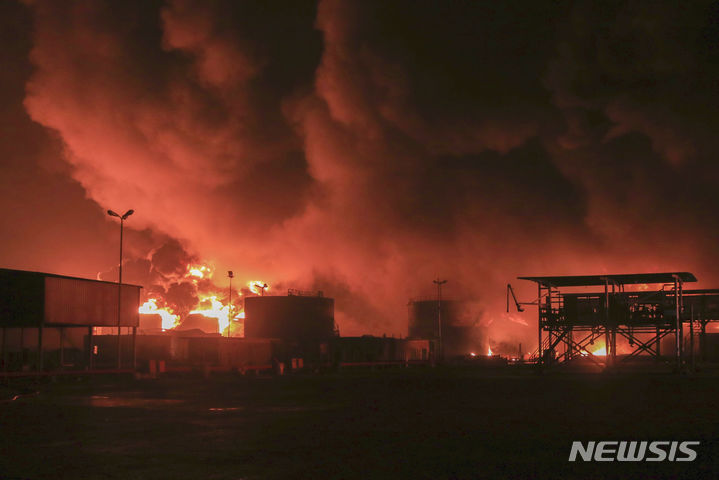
[3,0,719,348]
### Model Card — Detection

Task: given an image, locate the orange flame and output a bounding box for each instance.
[487,346,493,356]
[248,280,269,295]
[139,299,179,330]
[590,345,607,356]
[581,342,607,356]
[191,296,231,334]
[186,264,211,280]
[190,295,244,335]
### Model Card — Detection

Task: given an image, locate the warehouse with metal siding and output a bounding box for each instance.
[0,268,141,373]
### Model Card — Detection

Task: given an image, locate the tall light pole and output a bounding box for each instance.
[107,209,134,369]
[228,271,234,338]
[433,278,447,361]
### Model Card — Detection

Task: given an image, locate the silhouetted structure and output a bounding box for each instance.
[244,291,336,363]
[408,299,484,358]
[0,268,141,373]
[329,336,431,365]
[244,292,335,342]
[518,272,719,368]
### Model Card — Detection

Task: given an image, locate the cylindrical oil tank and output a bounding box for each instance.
[244,295,335,343]
[408,299,484,357]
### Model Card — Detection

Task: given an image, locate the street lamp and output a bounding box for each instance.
[433,278,447,361]
[228,271,234,338]
[107,209,134,369]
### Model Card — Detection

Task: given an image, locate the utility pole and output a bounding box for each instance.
[228,271,234,338]
[433,278,447,361]
[107,209,134,370]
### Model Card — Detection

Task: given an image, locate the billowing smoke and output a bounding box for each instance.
[5,0,719,349]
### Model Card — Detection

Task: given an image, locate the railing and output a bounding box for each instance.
[287,289,324,297]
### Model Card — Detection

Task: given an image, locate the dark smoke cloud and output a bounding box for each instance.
[3,0,719,351]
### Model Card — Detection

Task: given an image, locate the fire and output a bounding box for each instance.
[138,261,251,334]
[191,296,231,334]
[248,280,269,295]
[590,345,607,356]
[190,295,243,335]
[581,342,607,356]
[487,346,493,356]
[139,299,179,330]
[187,264,211,280]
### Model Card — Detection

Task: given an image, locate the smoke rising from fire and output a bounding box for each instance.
[5,0,719,347]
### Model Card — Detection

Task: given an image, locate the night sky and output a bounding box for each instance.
[2,0,719,347]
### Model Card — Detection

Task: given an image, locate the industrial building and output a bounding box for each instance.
[328,336,432,365]
[22,264,719,376]
[408,298,485,359]
[0,268,141,373]
[515,272,719,368]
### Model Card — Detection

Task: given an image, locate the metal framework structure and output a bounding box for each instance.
[515,273,719,368]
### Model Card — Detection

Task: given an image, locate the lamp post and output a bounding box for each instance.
[433,278,447,361]
[228,271,234,338]
[107,209,134,369]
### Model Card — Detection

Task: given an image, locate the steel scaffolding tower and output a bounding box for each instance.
[515,273,719,368]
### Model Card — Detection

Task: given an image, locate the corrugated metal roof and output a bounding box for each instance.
[0,268,143,288]
[518,272,697,287]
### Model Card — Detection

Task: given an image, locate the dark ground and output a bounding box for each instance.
[1,367,718,479]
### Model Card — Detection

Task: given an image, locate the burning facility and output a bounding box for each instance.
[516,272,719,368]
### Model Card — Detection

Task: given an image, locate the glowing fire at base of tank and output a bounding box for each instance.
[581,343,607,356]
[139,299,179,331]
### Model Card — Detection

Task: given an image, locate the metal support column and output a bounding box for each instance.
[537,283,542,364]
[674,277,681,370]
[132,326,137,370]
[1,327,5,374]
[38,323,44,373]
[610,283,617,365]
[547,288,554,363]
[19,327,24,367]
[88,326,93,370]
[604,279,610,368]
[690,305,695,371]
[59,326,64,370]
